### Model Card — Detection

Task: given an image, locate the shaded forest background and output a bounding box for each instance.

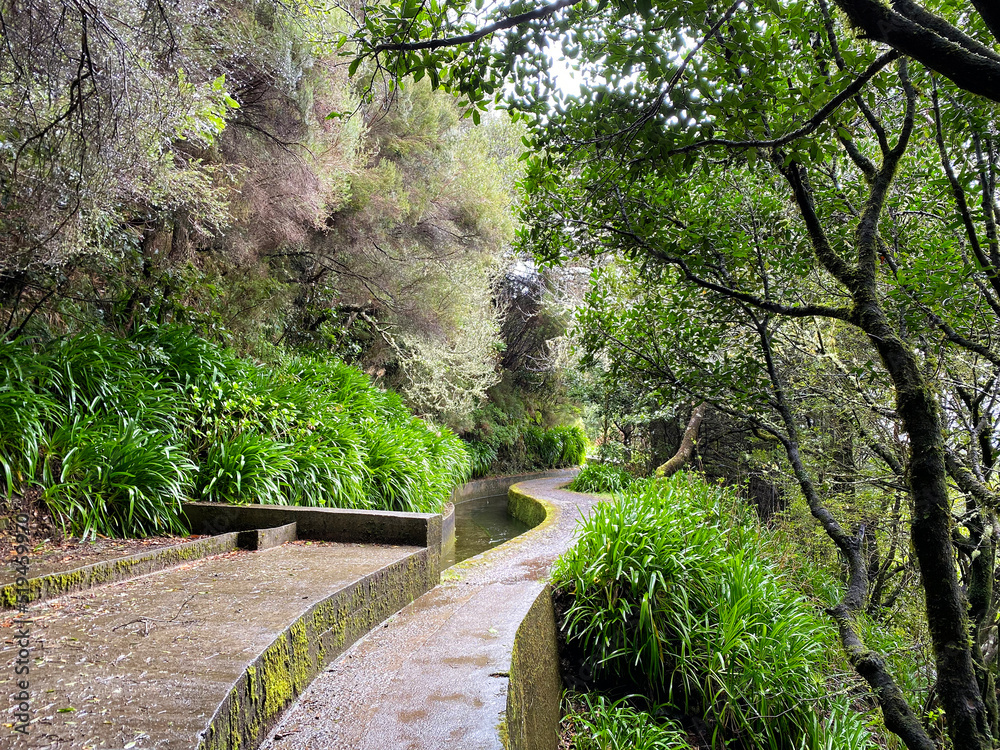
[0,0,586,469]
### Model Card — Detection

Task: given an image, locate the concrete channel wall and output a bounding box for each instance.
[3,470,574,611]
[186,474,575,750]
[444,469,576,566]
[498,481,567,750]
[8,471,576,750]
[179,501,445,750]
[2,500,447,609]
[183,501,446,580]
[455,471,578,750]
[451,470,577,504]
[505,584,562,750]
[197,549,437,750]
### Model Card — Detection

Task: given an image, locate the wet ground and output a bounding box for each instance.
[260,473,596,750]
[1,542,419,749]
[0,537,199,587]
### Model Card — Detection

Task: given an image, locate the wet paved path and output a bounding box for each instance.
[2,542,419,749]
[261,474,597,750]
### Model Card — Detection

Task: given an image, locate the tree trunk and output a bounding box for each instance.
[857,294,993,749]
[754,319,936,750]
[656,403,705,477]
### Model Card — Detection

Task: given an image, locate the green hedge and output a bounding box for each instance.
[1,324,470,538]
[463,423,586,478]
[552,472,874,750]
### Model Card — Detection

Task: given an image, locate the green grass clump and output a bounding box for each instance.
[552,472,874,750]
[1,324,470,537]
[466,441,499,478]
[568,463,633,494]
[551,424,587,465]
[563,694,693,750]
[43,418,194,538]
[194,432,295,506]
[464,423,587,478]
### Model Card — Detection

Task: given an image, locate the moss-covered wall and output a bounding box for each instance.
[197,548,436,750]
[0,532,241,609]
[506,485,555,530]
[502,584,561,750]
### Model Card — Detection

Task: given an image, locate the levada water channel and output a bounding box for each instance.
[442,493,531,568]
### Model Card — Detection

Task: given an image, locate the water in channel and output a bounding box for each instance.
[443,493,531,568]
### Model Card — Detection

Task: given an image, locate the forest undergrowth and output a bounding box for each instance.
[0,324,472,539]
[555,470,914,750]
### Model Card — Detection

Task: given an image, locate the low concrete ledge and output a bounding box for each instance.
[6,476,557,610]
[238,522,298,551]
[0,531,241,609]
[504,584,562,750]
[198,548,436,750]
[183,502,440,548]
[182,502,445,580]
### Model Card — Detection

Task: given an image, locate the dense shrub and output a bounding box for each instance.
[1,325,470,537]
[552,472,873,750]
[464,422,586,478]
[466,440,499,479]
[562,694,692,750]
[552,425,587,465]
[567,463,633,494]
[43,418,194,538]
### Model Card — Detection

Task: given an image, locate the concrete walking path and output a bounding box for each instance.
[2,541,422,749]
[260,474,598,750]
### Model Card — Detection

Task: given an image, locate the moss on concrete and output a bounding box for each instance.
[0,533,241,609]
[197,548,437,750]
[497,715,511,749]
[504,585,561,750]
[507,485,556,530]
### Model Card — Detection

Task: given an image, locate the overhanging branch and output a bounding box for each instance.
[370,0,582,53]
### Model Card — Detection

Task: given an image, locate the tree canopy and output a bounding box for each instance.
[347,0,1000,747]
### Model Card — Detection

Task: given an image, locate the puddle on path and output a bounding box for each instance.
[443,494,531,568]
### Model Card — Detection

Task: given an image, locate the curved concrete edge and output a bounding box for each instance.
[197,548,436,750]
[452,469,579,504]
[0,531,242,609]
[507,483,558,530]
[502,584,561,750]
